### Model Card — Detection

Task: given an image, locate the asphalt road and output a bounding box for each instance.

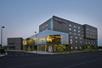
[0,51,102,68]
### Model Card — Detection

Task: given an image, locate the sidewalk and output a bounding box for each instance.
[27,51,57,54]
[7,49,100,55]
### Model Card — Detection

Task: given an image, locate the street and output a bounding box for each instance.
[0,51,102,68]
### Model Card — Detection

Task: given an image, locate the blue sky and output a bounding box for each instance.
[0,0,102,45]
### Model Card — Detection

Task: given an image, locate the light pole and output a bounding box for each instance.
[34,31,37,54]
[0,26,5,48]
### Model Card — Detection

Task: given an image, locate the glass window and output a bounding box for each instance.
[71,47,73,49]
[69,24,71,26]
[74,25,76,28]
[74,33,76,35]
[70,41,72,44]
[70,36,73,39]
[69,32,72,35]
[80,41,82,44]
[75,36,78,39]
[78,26,80,29]
[69,28,72,31]
[74,29,76,32]
[78,30,80,33]
[75,40,78,43]
[78,34,80,36]
[70,39,72,42]
[80,37,82,40]
[75,47,78,49]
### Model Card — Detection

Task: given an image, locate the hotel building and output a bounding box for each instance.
[30,16,97,51]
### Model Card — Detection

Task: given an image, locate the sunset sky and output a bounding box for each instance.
[0,0,102,45]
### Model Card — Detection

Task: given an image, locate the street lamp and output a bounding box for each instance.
[0,26,5,47]
[34,31,37,54]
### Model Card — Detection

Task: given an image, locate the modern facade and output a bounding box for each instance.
[39,16,98,49]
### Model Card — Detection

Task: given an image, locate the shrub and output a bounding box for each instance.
[0,48,6,54]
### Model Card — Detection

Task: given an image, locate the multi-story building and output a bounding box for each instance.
[7,38,23,50]
[39,16,98,49]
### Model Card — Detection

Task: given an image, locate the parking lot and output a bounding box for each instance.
[0,51,102,68]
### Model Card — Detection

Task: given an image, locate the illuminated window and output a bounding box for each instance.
[47,35,61,44]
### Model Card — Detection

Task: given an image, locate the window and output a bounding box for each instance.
[71,47,73,49]
[80,41,82,44]
[78,26,80,29]
[78,30,80,33]
[74,25,76,28]
[78,34,80,36]
[79,47,82,49]
[69,28,72,31]
[80,37,82,40]
[70,39,72,42]
[69,24,72,27]
[75,47,78,49]
[70,36,73,39]
[69,32,72,34]
[74,29,76,32]
[75,36,78,39]
[70,41,72,44]
[74,33,76,35]
[70,39,73,44]
[75,40,78,43]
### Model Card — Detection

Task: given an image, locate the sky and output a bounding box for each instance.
[0,0,102,46]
